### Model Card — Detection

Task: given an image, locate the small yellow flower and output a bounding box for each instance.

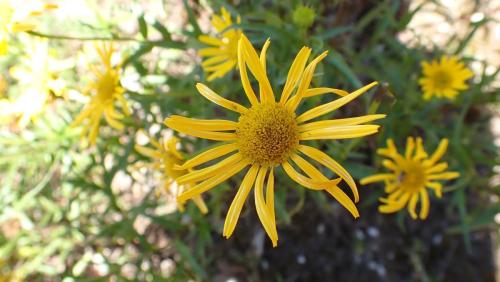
[135,134,208,213]
[361,137,459,220]
[198,7,242,81]
[418,55,473,100]
[165,33,385,246]
[0,0,57,55]
[3,38,68,127]
[72,43,130,146]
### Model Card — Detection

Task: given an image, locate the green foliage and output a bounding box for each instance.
[0,0,498,281]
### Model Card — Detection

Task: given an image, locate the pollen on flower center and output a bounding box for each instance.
[399,161,426,192]
[236,102,299,166]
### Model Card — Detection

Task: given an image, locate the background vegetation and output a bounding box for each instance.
[0,0,498,281]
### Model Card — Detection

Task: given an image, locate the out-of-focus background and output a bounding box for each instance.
[0,0,498,281]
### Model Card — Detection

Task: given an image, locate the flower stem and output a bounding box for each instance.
[27,30,140,42]
[26,31,186,49]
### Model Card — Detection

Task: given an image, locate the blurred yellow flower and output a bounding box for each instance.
[0,38,68,127]
[0,0,57,55]
[0,258,20,282]
[361,137,459,220]
[418,55,473,100]
[198,7,242,81]
[72,43,130,146]
[135,133,208,213]
[165,33,384,246]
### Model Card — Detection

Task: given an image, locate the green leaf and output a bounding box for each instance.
[138,14,148,39]
[174,239,207,280]
[325,52,362,88]
[152,20,171,39]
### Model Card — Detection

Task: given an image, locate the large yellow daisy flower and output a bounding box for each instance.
[198,7,242,81]
[418,55,473,100]
[135,134,208,213]
[0,0,57,55]
[360,137,459,220]
[72,43,130,146]
[165,34,385,246]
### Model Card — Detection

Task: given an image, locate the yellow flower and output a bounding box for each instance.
[72,43,130,146]
[165,34,385,246]
[418,55,473,100]
[3,38,68,127]
[361,137,459,220]
[0,0,57,55]
[135,134,208,213]
[198,7,242,81]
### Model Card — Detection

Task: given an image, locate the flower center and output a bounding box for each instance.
[433,70,452,90]
[236,102,299,166]
[96,71,117,102]
[399,161,426,192]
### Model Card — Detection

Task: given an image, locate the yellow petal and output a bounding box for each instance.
[259,38,271,73]
[303,87,349,98]
[427,172,460,180]
[378,192,410,214]
[239,34,274,102]
[266,167,276,226]
[237,38,259,106]
[296,81,378,123]
[324,186,360,218]
[280,46,311,103]
[202,55,228,67]
[254,167,278,246]
[195,83,247,113]
[407,193,418,219]
[287,51,329,111]
[203,60,235,72]
[405,137,415,159]
[299,125,380,140]
[360,173,395,185]
[298,145,359,202]
[426,162,448,174]
[427,138,449,165]
[176,143,238,170]
[382,159,398,171]
[198,47,224,57]
[223,165,259,238]
[165,117,237,141]
[192,195,209,214]
[425,182,442,198]
[176,153,242,185]
[419,190,430,219]
[167,115,237,131]
[206,61,236,81]
[413,137,428,160]
[177,160,248,203]
[282,161,341,190]
[135,145,162,159]
[290,153,359,217]
[198,35,223,46]
[104,111,124,130]
[11,22,36,32]
[298,114,386,132]
[258,38,271,97]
